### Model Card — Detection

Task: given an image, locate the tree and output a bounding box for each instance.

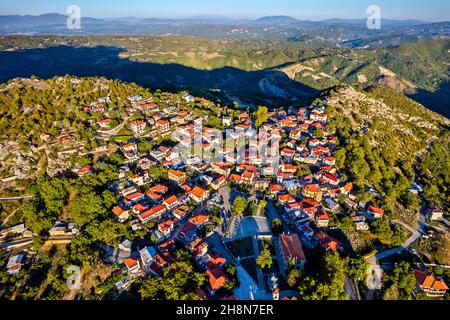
[259,200,267,210]
[232,196,248,216]
[257,247,273,270]
[287,268,302,288]
[102,190,118,209]
[20,200,54,235]
[150,234,159,244]
[321,252,348,300]
[148,166,168,180]
[400,191,420,209]
[313,128,325,138]
[140,250,205,300]
[224,265,237,277]
[254,106,268,128]
[69,233,97,269]
[107,153,124,167]
[140,277,163,300]
[391,226,408,246]
[85,220,127,245]
[299,276,321,300]
[299,252,348,300]
[223,279,237,291]
[370,218,393,245]
[138,139,152,154]
[68,191,106,227]
[383,283,400,300]
[297,166,312,177]
[385,262,416,300]
[37,177,69,214]
[206,115,222,129]
[77,156,93,167]
[271,218,283,234]
[249,204,259,216]
[347,257,369,282]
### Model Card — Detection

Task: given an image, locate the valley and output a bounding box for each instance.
[0,36,448,117]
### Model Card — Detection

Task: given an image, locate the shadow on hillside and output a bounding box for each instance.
[0,45,319,106]
[410,81,450,119]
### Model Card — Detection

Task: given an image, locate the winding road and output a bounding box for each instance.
[365,208,427,299]
[96,116,131,139]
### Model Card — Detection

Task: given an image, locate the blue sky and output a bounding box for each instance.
[1,0,449,21]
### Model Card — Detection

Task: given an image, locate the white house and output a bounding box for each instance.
[139,246,157,268]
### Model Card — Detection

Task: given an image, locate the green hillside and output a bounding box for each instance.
[379,40,449,91]
[323,84,450,218]
[0,36,449,116]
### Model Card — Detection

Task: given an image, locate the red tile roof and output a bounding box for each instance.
[368,206,385,215]
[189,186,207,199]
[206,253,227,268]
[164,195,178,206]
[342,182,353,192]
[126,192,144,200]
[157,119,169,125]
[180,184,193,192]
[158,220,175,232]
[78,165,92,174]
[124,258,138,269]
[304,184,321,193]
[173,205,189,218]
[159,240,175,251]
[189,214,209,226]
[168,168,186,179]
[131,120,146,126]
[230,174,242,183]
[413,269,449,290]
[205,268,228,291]
[112,206,126,217]
[280,233,306,263]
[278,193,295,203]
[140,205,166,220]
[317,210,330,221]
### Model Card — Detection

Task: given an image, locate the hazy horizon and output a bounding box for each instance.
[0,12,446,23]
[1,0,449,22]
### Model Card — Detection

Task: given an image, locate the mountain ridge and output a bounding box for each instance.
[0,13,447,48]
[0,35,448,117]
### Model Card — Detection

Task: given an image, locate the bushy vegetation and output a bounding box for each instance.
[327,85,449,217]
[415,134,450,212]
[382,262,417,300]
[138,250,206,300]
[299,252,348,300]
[0,77,148,143]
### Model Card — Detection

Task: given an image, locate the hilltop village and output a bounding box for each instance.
[0,77,448,301]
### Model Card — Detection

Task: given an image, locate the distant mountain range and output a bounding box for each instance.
[0,13,103,27]
[0,13,448,48]
[0,13,433,27]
